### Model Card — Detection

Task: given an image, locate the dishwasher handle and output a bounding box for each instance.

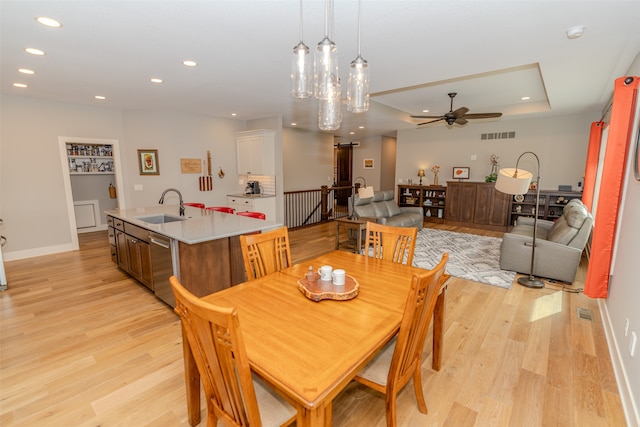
[150,236,170,249]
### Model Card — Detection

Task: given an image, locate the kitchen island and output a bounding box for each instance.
[106,205,282,305]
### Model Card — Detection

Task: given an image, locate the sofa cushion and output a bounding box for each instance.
[384,200,402,217]
[548,202,588,244]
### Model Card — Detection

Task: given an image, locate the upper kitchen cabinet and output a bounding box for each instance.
[236,130,275,175]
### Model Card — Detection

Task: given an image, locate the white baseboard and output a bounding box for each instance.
[598,299,640,427]
[77,223,108,234]
[3,242,78,262]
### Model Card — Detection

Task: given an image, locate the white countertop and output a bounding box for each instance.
[105,205,282,245]
[227,193,276,198]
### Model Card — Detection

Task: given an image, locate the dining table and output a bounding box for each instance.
[181,250,449,427]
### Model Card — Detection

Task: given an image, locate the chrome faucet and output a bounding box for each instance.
[158,188,185,216]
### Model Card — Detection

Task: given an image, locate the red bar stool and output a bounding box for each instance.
[184,203,205,208]
[206,206,235,214]
[236,211,266,220]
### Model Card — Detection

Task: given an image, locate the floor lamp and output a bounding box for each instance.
[495,151,544,289]
[351,176,374,220]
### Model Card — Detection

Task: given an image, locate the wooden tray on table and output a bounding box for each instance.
[298,274,359,302]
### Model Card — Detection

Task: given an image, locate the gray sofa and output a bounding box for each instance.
[352,190,423,229]
[500,198,593,283]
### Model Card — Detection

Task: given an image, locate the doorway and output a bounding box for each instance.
[335,144,353,208]
[58,137,125,250]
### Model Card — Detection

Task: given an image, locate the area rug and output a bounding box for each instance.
[412,228,516,289]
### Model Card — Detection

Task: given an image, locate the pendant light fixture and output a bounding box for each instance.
[347,0,369,113]
[319,78,342,131]
[291,0,312,98]
[314,0,338,100]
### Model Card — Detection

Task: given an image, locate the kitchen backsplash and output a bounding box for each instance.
[246,175,276,194]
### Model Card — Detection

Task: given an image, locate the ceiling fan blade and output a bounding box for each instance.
[454,118,468,125]
[452,107,469,117]
[417,118,444,126]
[410,114,443,119]
[462,112,503,119]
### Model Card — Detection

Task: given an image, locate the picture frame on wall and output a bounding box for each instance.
[138,149,160,175]
[363,159,374,169]
[452,166,470,180]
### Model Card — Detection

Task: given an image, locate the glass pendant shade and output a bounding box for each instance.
[318,80,342,131]
[347,55,369,112]
[314,37,338,99]
[291,41,313,98]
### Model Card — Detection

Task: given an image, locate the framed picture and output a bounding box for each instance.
[138,149,159,175]
[363,159,374,169]
[452,166,470,180]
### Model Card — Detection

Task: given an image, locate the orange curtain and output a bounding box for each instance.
[584,76,639,298]
[581,122,604,211]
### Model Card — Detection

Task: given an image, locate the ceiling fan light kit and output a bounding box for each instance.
[411,92,503,127]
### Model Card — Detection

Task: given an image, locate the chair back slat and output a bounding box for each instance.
[239,227,292,280]
[364,222,418,265]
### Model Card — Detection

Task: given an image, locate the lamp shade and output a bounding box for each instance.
[357,186,374,199]
[495,168,533,195]
[417,169,425,177]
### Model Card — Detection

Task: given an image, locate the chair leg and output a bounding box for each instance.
[386,391,398,427]
[412,366,428,414]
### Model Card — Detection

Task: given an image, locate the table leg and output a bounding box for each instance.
[335,221,340,250]
[300,402,331,427]
[181,323,201,426]
[355,225,362,254]
[432,285,446,371]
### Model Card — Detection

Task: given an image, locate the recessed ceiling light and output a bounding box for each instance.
[18,68,35,75]
[13,83,27,88]
[358,126,364,129]
[95,95,106,100]
[422,109,429,113]
[291,122,297,126]
[566,25,585,40]
[349,131,355,135]
[521,96,530,101]
[150,78,163,83]
[36,16,62,28]
[183,60,197,67]
[231,113,237,117]
[25,47,45,56]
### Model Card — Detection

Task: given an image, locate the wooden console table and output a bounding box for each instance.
[335,217,368,253]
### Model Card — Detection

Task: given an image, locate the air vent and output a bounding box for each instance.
[480,131,516,140]
[576,307,593,321]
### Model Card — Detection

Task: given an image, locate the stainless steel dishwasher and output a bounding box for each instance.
[149,232,179,307]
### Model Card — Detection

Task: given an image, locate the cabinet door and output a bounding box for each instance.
[236,130,275,175]
[138,241,153,290]
[116,230,129,271]
[236,135,263,174]
[126,235,142,280]
[488,189,510,226]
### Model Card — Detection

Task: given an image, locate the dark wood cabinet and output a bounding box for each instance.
[397,185,447,223]
[109,215,153,290]
[507,189,582,227]
[445,181,509,231]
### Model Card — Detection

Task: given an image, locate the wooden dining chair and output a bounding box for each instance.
[353,253,448,427]
[170,276,298,427]
[239,226,292,280]
[363,221,418,265]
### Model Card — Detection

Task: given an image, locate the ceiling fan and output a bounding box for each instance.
[411,92,502,126]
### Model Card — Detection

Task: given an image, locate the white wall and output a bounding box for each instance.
[602,54,640,425]
[282,127,334,191]
[0,95,125,256]
[396,113,598,191]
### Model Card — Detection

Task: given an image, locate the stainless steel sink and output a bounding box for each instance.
[136,214,187,224]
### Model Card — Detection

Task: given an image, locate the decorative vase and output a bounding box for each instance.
[433,173,439,186]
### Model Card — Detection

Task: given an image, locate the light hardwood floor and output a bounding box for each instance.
[0,223,625,426]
